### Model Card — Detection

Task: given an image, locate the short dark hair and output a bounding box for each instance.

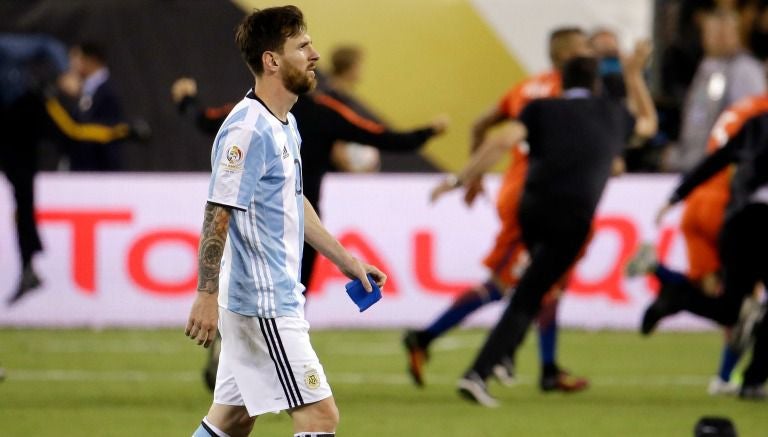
[330,45,363,77]
[76,42,107,64]
[549,26,586,61]
[235,5,306,76]
[562,56,599,91]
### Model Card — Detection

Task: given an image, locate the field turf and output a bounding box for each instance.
[0,328,765,436]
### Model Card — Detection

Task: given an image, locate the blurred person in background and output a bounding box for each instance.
[60,42,128,171]
[403,27,591,393]
[0,33,67,305]
[434,44,657,407]
[666,7,766,171]
[641,87,768,400]
[324,44,383,173]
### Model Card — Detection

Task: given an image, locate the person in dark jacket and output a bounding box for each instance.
[430,44,657,407]
[649,92,768,400]
[0,33,68,305]
[64,42,128,171]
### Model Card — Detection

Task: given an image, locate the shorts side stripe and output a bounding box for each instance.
[258,318,296,408]
[269,318,305,406]
[201,421,222,437]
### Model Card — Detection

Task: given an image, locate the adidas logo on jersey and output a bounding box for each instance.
[282,145,290,159]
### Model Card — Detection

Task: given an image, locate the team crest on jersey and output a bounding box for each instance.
[222,145,244,171]
[304,368,321,390]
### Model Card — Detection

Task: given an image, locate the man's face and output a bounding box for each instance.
[590,32,620,58]
[278,32,320,95]
[560,34,593,64]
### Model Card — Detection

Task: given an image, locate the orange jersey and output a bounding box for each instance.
[496,71,562,218]
[682,94,768,279]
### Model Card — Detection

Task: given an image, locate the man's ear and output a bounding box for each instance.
[262,52,279,72]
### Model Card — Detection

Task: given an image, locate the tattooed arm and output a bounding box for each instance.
[185,202,231,348]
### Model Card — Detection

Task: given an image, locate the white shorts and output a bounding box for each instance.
[213,309,332,416]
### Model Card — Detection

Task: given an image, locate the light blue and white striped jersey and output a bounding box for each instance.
[207,89,305,318]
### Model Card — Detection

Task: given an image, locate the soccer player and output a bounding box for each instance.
[403,27,590,392]
[185,7,386,436]
[643,91,768,400]
[634,94,768,394]
[173,71,445,393]
[431,44,657,407]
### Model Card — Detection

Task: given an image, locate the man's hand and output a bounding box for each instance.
[462,176,485,206]
[340,257,387,292]
[430,176,458,203]
[185,292,218,348]
[171,77,198,104]
[655,202,674,226]
[621,40,652,76]
[430,114,450,136]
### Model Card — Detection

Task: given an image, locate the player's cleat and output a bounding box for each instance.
[707,376,740,396]
[202,334,221,392]
[457,372,499,408]
[6,266,42,306]
[640,283,686,335]
[491,357,517,387]
[728,296,766,354]
[402,330,429,387]
[626,243,657,277]
[540,368,589,393]
[738,384,766,401]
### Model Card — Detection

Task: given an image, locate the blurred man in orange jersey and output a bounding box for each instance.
[403,27,591,393]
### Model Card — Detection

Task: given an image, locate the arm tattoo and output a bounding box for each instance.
[197,203,230,294]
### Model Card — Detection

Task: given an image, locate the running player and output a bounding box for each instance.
[403,27,590,392]
[185,7,386,436]
[435,44,656,407]
[644,94,768,395]
[642,90,768,400]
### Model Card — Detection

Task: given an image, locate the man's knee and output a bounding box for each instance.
[206,404,255,437]
[292,397,339,432]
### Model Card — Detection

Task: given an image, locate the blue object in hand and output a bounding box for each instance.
[344,274,382,312]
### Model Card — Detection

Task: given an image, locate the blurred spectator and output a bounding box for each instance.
[61,42,128,171]
[655,0,714,145]
[590,28,626,98]
[590,28,663,172]
[666,8,766,171]
[325,45,383,173]
[0,33,68,304]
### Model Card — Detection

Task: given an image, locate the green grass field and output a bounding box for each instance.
[0,328,765,436]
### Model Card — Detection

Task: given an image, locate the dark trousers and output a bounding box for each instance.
[0,94,44,268]
[682,203,768,385]
[469,197,592,378]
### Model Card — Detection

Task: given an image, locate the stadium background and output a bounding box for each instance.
[2,1,766,436]
[0,0,666,331]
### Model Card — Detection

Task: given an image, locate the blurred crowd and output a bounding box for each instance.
[653,0,768,172]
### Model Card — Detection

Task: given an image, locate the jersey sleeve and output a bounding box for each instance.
[207,122,265,210]
[497,85,523,118]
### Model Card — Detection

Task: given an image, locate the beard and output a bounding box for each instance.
[281,60,316,95]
